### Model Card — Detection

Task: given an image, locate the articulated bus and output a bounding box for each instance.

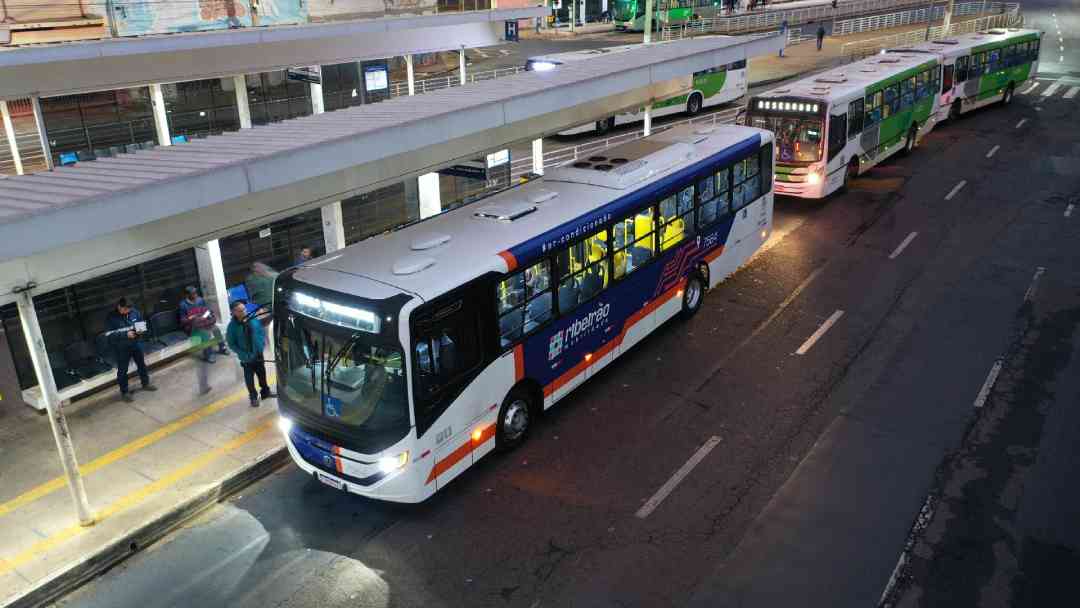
[746,52,943,199]
[888,28,1042,122]
[527,43,747,136]
[273,124,774,502]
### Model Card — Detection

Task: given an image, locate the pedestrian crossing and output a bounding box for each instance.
[1019,79,1080,100]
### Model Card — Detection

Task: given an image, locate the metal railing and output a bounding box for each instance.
[509,106,744,181]
[387,65,526,98]
[833,1,1008,36]
[841,5,1022,58]
[660,0,930,40]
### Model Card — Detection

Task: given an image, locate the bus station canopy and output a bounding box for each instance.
[0,33,782,305]
[0,7,546,99]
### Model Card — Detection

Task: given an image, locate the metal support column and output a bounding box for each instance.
[1,100,24,175]
[309,66,325,115]
[194,239,231,325]
[321,202,347,253]
[234,75,252,129]
[644,0,654,44]
[16,289,94,527]
[643,105,652,136]
[459,47,467,86]
[418,172,442,219]
[532,138,544,175]
[30,96,53,171]
[149,84,172,147]
[943,0,955,32]
[405,54,416,96]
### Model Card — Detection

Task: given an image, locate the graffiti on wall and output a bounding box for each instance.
[110,0,309,36]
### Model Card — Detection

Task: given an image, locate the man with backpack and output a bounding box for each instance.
[227,300,275,407]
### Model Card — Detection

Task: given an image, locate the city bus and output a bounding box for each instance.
[888,28,1042,122]
[745,51,943,199]
[613,0,723,31]
[272,124,775,502]
[526,43,747,136]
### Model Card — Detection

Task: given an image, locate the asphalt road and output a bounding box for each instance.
[57,3,1080,606]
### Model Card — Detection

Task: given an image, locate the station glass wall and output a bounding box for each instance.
[162,78,242,140]
[40,88,157,164]
[246,71,313,125]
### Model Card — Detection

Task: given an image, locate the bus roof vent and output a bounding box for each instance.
[933,39,959,45]
[410,233,452,251]
[987,28,1007,35]
[859,66,877,72]
[694,126,717,135]
[528,189,559,204]
[474,201,538,222]
[877,57,901,63]
[815,73,847,84]
[392,254,436,275]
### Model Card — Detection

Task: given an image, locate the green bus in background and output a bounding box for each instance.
[526,42,748,135]
[612,0,724,32]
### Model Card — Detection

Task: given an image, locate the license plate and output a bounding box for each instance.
[316,471,344,490]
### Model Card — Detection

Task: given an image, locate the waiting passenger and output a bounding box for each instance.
[106,297,157,402]
[294,245,314,267]
[179,286,229,363]
[227,299,275,408]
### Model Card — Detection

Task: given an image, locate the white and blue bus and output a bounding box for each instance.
[273,124,775,502]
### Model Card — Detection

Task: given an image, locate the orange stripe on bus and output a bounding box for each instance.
[498,251,518,272]
[703,245,725,263]
[514,344,525,382]
[425,423,497,485]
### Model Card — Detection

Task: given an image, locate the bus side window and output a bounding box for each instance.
[955,56,969,83]
[827,114,846,162]
[759,144,773,195]
[557,227,609,315]
[900,77,915,110]
[615,208,655,279]
[848,99,864,138]
[496,260,552,349]
[413,300,482,400]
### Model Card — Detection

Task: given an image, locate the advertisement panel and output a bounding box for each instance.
[110,0,308,37]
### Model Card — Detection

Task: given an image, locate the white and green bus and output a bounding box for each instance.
[888,28,1042,122]
[612,0,724,32]
[527,43,747,136]
[746,52,943,199]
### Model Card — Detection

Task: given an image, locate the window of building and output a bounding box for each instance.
[557,228,609,315]
[614,207,655,279]
[496,260,552,348]
[219,209,325,289]
[321,63,364,112]
[245,71,313,126]
[163,78,241,140]
[41,88,156,164]
[341,183,419,246]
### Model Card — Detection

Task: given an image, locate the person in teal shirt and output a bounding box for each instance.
[226,300,275,407]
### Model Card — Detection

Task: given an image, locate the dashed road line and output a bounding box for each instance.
[986,145,1000,158]
[878,494,936,607]
[888,232,919,260]
[945,180,967,200]
[973,360,1004,409]
[1042,82,1062,97]
[1065,204,1075,218]
[795,310,844,356]
[1015,118,1028,129]
[1065,87,1079,99]
[635,436,722,519]
[1024,266,1046,302]
[1021,82,1040,94]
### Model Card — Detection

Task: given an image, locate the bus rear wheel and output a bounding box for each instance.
[687,93,703,116]
[681,272,706,320]
[496,387,534,451]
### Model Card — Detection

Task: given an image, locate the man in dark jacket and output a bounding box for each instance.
[226,300,275,407]
[105,297,157,402]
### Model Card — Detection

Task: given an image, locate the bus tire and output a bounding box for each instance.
[1002,82,1015,105]
[948,99,962,122]
[681,272,706,320]
[596,116,615,135]
[844,157,860,188]
[903,125,918,156]
[495,386,534,451]
[687,93,703,116]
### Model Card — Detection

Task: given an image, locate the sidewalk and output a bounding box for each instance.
[0,347,286,608]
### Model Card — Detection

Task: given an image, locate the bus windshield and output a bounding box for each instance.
[279,314,410,436]
[750,115,824,163]
[612,0,639,20]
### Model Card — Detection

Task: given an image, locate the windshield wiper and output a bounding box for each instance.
[323,333,366,406]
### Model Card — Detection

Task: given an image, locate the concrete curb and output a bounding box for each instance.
[3,446,290,608]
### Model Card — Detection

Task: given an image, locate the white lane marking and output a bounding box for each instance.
[986,145,1000,158]
[1021,82,1040,94]
[888,232,919,260]
[1042,82,1062,97]
[973,360,1004,409]
[1015,118,1028,129]
[1065,204,1075,218]
[795,310,844,356]
[945,180,967,200]
[498,49,512,55]
[879,494,936,606]
[635,436,722,519]
[1024,266,1046,302]
[1065,87,1079,99]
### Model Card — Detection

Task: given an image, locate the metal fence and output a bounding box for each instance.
[834,1,1009,36]
[841,5,1022,58]
[660,0,931,40]
[388,65,525,98]
[509,106,744,181]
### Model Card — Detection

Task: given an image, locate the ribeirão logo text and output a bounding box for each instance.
[548,302,611,361]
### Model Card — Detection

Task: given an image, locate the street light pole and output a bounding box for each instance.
[942,0,955,33]
[644,0,654,44]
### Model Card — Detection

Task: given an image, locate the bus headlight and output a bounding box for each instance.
[277,416,293,435]
[531,61,557,72]
[806,171,822,185]
[378,451,409,474]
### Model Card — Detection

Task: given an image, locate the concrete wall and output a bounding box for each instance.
[308,0,438,21]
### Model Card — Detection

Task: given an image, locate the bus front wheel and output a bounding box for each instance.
[496,386,534,451]
[687,93,703,116]
[681,272,706,320]
[844,158,860,189]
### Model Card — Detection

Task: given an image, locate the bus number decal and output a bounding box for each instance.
[436,426,453,445]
